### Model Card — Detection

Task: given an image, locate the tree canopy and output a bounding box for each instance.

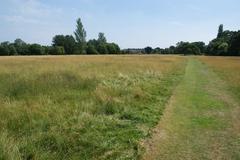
[0,21,240,56]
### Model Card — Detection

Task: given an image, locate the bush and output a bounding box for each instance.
[97,43,108,54]
[0,45,10,56]
[8,45,17,55]
[86,44,98,54]
[49,46,65,55]
[29,44,44,55]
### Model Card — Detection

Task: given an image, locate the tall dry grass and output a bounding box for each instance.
[0,55,186,159]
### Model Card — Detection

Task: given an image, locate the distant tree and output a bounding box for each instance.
[49,46,65,55]
[192,42,205,54]
[1,41,10,46]
[217,24,224,38]
[106,43,120,54]
[74,18,87,54]
[14,39,29,55]
[43,46,51,55]
[64,35,75,54]
[86,44,98,54]
[88,39,99,47]
[0,42,10,55]
[14,38,26,46]
[184,44,200,55]
[98,33,107,43]
[176,42,200,55]
[0,45,9,56]
[169,46,176,54]
[0,18,123,56]
[52,35,65,47]
[153,47,161,54]
[218,42,229,55]
[229,31,240,56]
[207,37,229,56]
[8,45,17,55]
[144,46,153,54]
[52,35,76,54]
[113,43,120,53]
[97,43,108,54]
[29,44,44,55]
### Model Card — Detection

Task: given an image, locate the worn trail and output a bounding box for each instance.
[142,58,240,160]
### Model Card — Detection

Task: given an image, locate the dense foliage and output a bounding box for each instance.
[124,25,240,56]
[0,18,120,56]
[0,21,239,56]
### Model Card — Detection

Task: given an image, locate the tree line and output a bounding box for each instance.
[0,21,240,56]
[124,25,240,56]
[0,18,120,56]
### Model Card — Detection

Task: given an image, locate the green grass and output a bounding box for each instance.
[142,58,240,160]
[0,55,186,159]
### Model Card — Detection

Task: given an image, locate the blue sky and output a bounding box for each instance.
[0,0,240,48]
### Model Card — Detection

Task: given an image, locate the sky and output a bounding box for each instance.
[0,0,240,48]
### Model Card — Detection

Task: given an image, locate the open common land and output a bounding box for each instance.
[0,55,239,160]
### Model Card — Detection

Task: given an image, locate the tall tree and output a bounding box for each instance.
[192,42,205,53]
[64,35,76,54]
[14,39,29,55]
[217,24,224,38]
[74,18,86,44]
[74,18,87,54]
[52,35,76,54]
[229,31,240,56]
[52,35,65,47]
[29,44,44,55]
[86,44,99,54]
[98,33,107,43]
[14,39,26,46]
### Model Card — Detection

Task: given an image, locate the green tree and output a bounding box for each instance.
[29,44,44,55]
[86,44,98,54]
[0,42,10,55]
[217,24,224,38]
[14,38,26,46]
[74,18,87,54]
[64,35,76,54]
[0,45,9,56]
[153,47,161,54]
[229,31,240,56]
[176,42,200,55]
[49,46,65,55]
[9,45,17,55]
[144,47,153,54]
[106,43,120,54]
[192,42,205,54]
[14,39,29,55]
[52,35,65,47]
[217,42,228,55]
[98,33,107,43]
[97,43,108,54]
[52,35,76,54]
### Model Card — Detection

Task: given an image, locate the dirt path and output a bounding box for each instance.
[141,58,240,160]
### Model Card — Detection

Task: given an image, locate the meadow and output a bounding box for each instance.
[0,55,186,160]
[199,56,240,100]
[142,56,240,160]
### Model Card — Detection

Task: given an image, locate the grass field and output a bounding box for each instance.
[0,55,239,160]
[0,55,186,160]
[199,57,240,100]
[142,56,240,160]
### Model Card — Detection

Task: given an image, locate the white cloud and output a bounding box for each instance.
[16,0,62,17]
[1,15,40,24]
[2,0,63,24]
